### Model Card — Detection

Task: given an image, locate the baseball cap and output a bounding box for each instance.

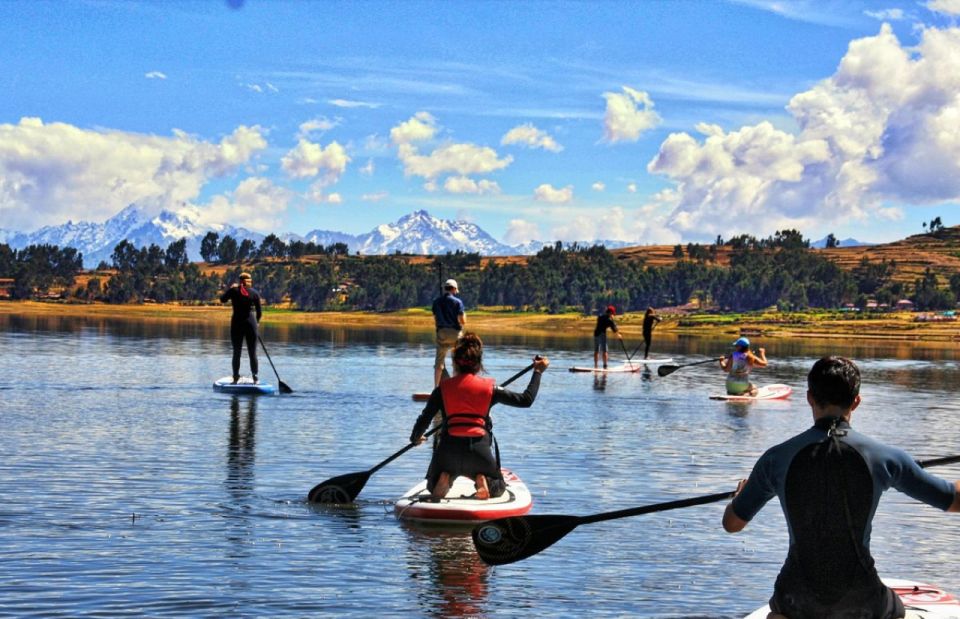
[444,279,458,290]
[606,305,616,315]
[732,336,750,348]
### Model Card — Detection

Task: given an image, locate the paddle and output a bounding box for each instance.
[257,334,293,394]
[472,454,960,566]
[307,359,540,503]
[657,357,724,377]
[618,337,635,367]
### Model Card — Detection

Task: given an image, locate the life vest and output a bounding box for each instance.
[439,373,495,438]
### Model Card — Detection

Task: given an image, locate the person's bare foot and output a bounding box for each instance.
[431,472,451,499]
[474,474,490,500]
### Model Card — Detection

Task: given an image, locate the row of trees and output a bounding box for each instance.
[198,231,349,264]
[3,230,960,312]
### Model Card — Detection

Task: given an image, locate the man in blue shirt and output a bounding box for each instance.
[723,356,960,618]
[431,278,465,387]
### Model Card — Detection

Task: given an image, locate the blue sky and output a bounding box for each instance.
[2,0,960,246]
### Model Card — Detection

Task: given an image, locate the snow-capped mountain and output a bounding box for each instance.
[2,205,640,265]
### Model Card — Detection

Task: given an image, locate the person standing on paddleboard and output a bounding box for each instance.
[722,356,960,618]
[594,305,622,369]
[641,307,662,360]
[410,333,549,501]
[431,278,465,388]
[220,272,262,384]
[719,336,766,396]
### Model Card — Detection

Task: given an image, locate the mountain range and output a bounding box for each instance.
[0,206,638,267]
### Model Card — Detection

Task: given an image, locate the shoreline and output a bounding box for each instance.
[2,300,959,342]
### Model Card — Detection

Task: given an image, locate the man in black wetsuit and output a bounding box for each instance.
[641,306,662,359]
[723,356,960,618]
[220,272,262,384]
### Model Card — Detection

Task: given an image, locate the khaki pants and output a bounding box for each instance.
[435,328,461,369]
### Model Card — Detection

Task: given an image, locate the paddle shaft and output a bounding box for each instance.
[257,334,292,393]
[658,356,724,377]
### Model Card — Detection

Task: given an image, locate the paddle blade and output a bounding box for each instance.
[657,364,680,377]
[307,470,370,504]
[278,380,293,394]
[472,514,581,565]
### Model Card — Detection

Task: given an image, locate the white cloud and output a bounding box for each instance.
[329,98,381,109]
[398,142,512,179]
[390,112,438,145]
[305,182,344,204]
[0,118,267,230]
[361,191,388,202]
[927,0,960,16]
[602,86,661,143]
[280,139,350,183]
[443,176,501,194]
[297,117,340,138]
[534,183,573,203]
[503,219,541,245]
[501,123,563,152]
[864,8,905,20]
[592,181,606,192]
[627,183,637,193]
[359,158,375,176]
[145,71,167,80]
[327,192,343,204]
[243,83,263,93]
[201,177,292,232]
[648,24,960,238]
[547,205,680,245]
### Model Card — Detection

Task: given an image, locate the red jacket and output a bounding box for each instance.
[439,373,495,437]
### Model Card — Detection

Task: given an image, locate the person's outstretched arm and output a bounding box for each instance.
[410,389,442,443]
[491,357,549,407]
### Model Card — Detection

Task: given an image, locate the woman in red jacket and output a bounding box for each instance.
[409,333,549,500]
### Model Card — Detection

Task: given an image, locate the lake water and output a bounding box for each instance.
[2,313,959,618]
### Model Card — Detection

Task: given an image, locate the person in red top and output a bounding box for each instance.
[410,332,549,500]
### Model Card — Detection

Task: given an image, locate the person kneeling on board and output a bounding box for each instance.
[722,356,960,619]
[719,336,767,396]
[409,333,549,501]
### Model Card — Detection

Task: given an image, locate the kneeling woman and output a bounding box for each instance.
[409,333,549,500]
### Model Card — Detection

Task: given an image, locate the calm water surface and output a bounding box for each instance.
[2,314,959,618]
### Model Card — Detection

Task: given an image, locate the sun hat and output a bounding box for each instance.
[444,278,458,290]
[732,336,750,348]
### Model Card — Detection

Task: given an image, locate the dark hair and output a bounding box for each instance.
[453,332,484,375]
[808,356,860,409]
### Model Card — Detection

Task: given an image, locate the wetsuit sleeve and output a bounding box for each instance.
[610,318,618,333]
[491,371,541,408]
[887,448,956,511]
[410,389,443,443]
[220,288,232,303]
[730,451,778,522]
[255,294,262,322]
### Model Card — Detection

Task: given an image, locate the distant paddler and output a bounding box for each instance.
[409,333,549,500]
[641,306,662,359]
[220,272,262,384]
[593,305,623,369]
[431,278,465,388]
[719,336,766,396]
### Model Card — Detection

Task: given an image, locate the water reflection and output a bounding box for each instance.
[592,374,607,391]
[224,396,257,561]
[403,525,490,618]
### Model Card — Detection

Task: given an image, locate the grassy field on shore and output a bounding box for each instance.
[2,300,959,342]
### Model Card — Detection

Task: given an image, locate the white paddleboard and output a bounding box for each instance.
[710,383,792,401]
[744,578,960,618]
[213,376,276,395]
[570,364,640,373]
[394,468,532,524]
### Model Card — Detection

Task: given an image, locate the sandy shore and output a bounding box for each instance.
[2,300,959,342]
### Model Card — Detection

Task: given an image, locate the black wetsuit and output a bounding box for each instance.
[642,313,661,358]
[410,371,542,498]
[220,286,262,381]
[732,418,955,618]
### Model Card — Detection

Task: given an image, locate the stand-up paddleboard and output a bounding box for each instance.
[744,579,960,618]
[710,383,792,401]
[394,468,532,524]
[569,358,673,373]
[213,376,276,395]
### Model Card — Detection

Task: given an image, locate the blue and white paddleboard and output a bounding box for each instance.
[213,376,276,395]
